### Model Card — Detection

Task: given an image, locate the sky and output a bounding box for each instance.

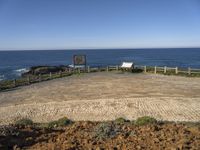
[0,0,200,50]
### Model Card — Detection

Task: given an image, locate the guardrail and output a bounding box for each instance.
[135,65,200,75]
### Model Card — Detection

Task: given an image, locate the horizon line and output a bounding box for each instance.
[0,47,200,51]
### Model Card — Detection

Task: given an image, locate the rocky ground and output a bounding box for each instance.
[0,120,200,150]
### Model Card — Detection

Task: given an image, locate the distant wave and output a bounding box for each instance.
[14,68,29,77]
[0,75,4,81]
[15,68,29,73]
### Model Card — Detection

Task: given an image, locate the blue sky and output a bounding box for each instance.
[0,0,200,50]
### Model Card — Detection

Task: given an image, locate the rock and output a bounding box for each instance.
[153,138,160,143]
[177,144,183,149]
[136,145,142,149]
[22,65,69,76]
[113,147,118,150]
[92,141,97,145]
[13,145,20,150]
[129,131,136,136]
[26,137,33,141]
[183,130,191,135]
[96,147,104,150]
[183,145,192,149]
[152,125,160,131]
[184,140,191,145]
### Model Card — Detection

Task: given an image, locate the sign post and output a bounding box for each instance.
[73,55,87,71]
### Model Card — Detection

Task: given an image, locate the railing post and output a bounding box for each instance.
[188,67,191,75]
[87,66,90,73]
[106,66,109,72]
[59,71,62,77]
[154,66,157,74]
[49,72,52,79]
[175,67,178,74]
[116,65,119,71]
[164,66,167,74]
[98,66,101,72]
[13,79,16,87]
[144,66,147,73]
[78,68,81,74]
[39,74,41,82]
[69,68,71,73]
[27,76,30,84]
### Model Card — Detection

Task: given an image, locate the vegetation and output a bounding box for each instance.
[47,117,72,128]
[114,117,129,125]
[134,116,157,126]
[14,117,72,128]
[15,118,34,126]
[93,122,121,140]
[131,68,143,73]
[0,72,73,91]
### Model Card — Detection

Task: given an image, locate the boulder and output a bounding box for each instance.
[22,65,69,76]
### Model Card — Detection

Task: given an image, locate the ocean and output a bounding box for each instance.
[0,48,200,80]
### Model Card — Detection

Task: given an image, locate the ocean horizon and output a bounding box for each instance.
[0,48,200,80]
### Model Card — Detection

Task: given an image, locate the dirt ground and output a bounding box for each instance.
[0,121,200,150]
[0,72,200,124]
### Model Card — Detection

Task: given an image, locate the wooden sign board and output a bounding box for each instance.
[73,55,86,66]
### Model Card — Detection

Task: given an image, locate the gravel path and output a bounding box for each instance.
[0,97,200,125]
[0,72,200,124]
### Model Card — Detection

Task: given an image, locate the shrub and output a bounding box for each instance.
[47,117,72,128]
[132,68,143,73]
[134,116,157,126]
[0,125,20,136]
[114,117,128,125]
[93,122,121,140]
[15,118,33,126]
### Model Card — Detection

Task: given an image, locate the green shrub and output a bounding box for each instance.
[35,123,49,129]
[15,118,33,126]
[114,117,128,125]
[93,122,121,140]
[132,68,143,73]
[47,117,72,128]
[134,116,157,126]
